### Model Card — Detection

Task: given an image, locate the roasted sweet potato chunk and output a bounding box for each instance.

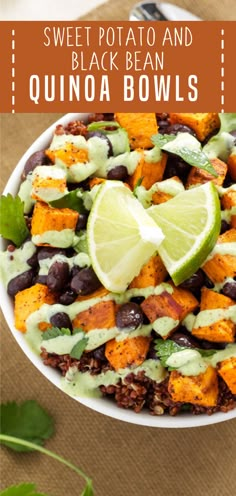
[186,157,228,188]
[72,300,116,332]
[169,113,220,141]
[168,366,219,407]
[227,148,236,181]
[14,283,56,333]
[218,357,236,394]
[202,228,236,283]
[46,142,89,166]
[129,254,167,289]
[115,113,158,149]
[221,189,236,228]
[31,201,79,241]
[128,152,167,190]
[192,288,235,343]
[105,336,151,370]
[141,284,198,339]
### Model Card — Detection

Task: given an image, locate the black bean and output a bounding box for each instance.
[164,156,190,181]
[71,265,81,278]
[230,129,236,138]
[27,251,38,268]
[204,275,215,289]
[166,123,197,137]
[50,312,72,330]
[222,281,236,300]
[7,269,34,296]
[220,220,230,234]
[171,331,199,349]
[58,289,77,305]
[22,150,51,180]
[200,340,226,350]
[147,340,159,360]
[179,269,205,292]
[47,261,70,292]
[34,275,48,285]
[93,344,106,361]
[76,214,88,231]
[37,247,66,261]
[85,131,113,157]
[116,302,143,330]
[107,165,128,181]
[70,267,101,295]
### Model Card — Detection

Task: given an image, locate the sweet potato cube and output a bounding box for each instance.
[31,166,67,202]
[202,228,236,283]
[227,148,236,181]
[168,366,219,407]
[46,142,89,167]
[89,177,106,189]
[221,189,236,228]
[128,152,167,190]
[72,300,116,332]
[31,201,79,239]
[14,283,56,333]
[152,176,184,205]
[186,158,227,188]
[129,254,167,289]
[218,357,236,394]
[105,336,151,370]
[141,285,198,338]
[169,113,220,141]
[115,113,158,149]
[192,288,235,343]
[76,287,109,302]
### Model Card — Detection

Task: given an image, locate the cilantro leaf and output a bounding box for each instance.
[154,339,185,367]
[87,121,120,133]
[80,481,94,496]
[50,188,86,213]
[0,401,54,452]
[0,483,49,496]
[151,133,218,177]
[155,339,218,369]
[42,326,71,341]
[151,134,176,147]
[70,336,89,360]
[133,176,144,198]
[0,194,29,247]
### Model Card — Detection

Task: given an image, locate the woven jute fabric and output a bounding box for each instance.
[1,24,236,495]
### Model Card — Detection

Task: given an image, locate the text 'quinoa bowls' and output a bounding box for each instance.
[0,112,236,428]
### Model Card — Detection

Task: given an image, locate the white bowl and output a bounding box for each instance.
[1,113,235,428]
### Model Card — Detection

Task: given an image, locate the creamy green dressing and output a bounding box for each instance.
[98,150,141,178]
[152,317,179,337]
[0,241,36,286]
[221,209,236,223]
[193,306,236,328]
[32,229,79,249]
[182,313,196,332]
[136,178,184,208]
[61,359,166,398]
[166,344,236,376]
[204,132,235,161]
[206,242,236,259]
[18,176,35,214]
[31,165,68,202]
[213,277,235,293]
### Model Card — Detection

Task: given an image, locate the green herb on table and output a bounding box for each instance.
[0,400,94,496]
[151,133,218,177]
[0,194,29,247]
[0,482,48,495]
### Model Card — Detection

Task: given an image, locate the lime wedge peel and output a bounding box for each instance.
[87,181,164,293]
[148,182,221,285]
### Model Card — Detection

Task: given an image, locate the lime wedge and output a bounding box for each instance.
[87,181,164,292]
[148,182,221,285]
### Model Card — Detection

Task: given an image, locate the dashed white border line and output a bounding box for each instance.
[221,29,224,113]
[11,29,15,114]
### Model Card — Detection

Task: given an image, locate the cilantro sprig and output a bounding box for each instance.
[151,133,218,177]
[154,339,217,369]
[0,194,29,247]
[0,400,94,495]
[42,327,88,360]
